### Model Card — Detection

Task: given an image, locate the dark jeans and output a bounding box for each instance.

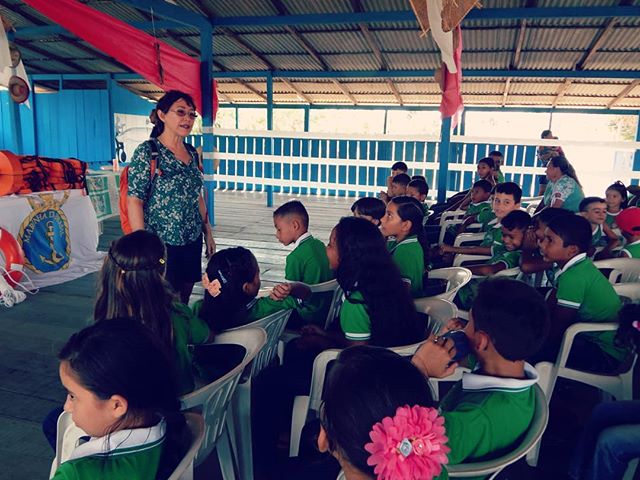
[568,401,640,480]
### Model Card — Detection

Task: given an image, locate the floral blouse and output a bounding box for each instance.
[128,140,203,246]
[543,174,584,213]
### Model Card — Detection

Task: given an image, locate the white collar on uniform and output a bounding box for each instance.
[291,232,312,250]
[389,235,418,253]
[462,363,539,393]
[607,210,621,217]
[555,252,587,281]
[592,224,603,236]
[471,200,491,207]
[628,239,640,247]
[67,419,166,462]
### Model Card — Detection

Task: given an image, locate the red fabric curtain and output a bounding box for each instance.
[439,27,463,126]
[23,0,217,117]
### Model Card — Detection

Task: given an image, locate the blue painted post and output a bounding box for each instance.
[107,75,116,162]
[8,99,24,154]
[200,26,216,225]
[266,72,274,207]
[437,116,452,203]
[633,113,640,186]
[304,106,310,132]
[383,109,388,134]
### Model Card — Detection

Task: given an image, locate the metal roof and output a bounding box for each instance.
[3,0,640,109]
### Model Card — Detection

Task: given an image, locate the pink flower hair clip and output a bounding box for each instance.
[632,320,640,332]
[202,273,222,298]
[365,405,449,480]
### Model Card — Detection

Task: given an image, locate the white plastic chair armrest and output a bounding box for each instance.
[289,395,310,457]
[440,209,466,226]
[453,254,491,267]
[556,322,619,369]
[454,232,485,247]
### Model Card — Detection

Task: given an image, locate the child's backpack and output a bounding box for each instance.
[119,139,160,235]
[119,140,201,234]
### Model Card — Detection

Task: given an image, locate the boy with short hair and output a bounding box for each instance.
[440,182,522,258]
[452,179,493,237]
[385,173,411,201]
[579,196,619,258]
[413,278,549,466]
[537,214,625,371]
[616,207,640,258]
[273,200,334,325]
[379,161,408,202]
[407,179,430,217]
[454,210,531,309]
[350,197,385,226]
[489,150,505,183]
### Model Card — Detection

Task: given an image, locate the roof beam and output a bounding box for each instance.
[12,38,94,73]
[511,20,527,69]
[502,78,511,107]
[607,79,640,108]
[331,79,358,105]
[281,78,313,104]
[552,79,573,107]
[213,69,640,80]
[112,0,210,30]
[210,7,640,27]
[217,27,274,69]
[575,18,617,70]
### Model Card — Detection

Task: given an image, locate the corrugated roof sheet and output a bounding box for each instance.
[603,27,640,50]
[518,50,583,69]
[280,0,354,15]
[242,33,307,54]
[587,51,640,70]
[385,52,440,69]
[323,53,380,70]
[302,31,371,53]
[373,29,436,52]
[524,27,597,50]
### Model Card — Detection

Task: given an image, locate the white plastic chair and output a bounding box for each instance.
[453,232,485,247]
[50,412,205,480]
[449,385,548,479]
[440,209,467,226]
[225,310,293,480]
[452,254,521,279]
[594,258,640,284]
[613,282,640,302]
[181,328,267,479]
[424,267,473,302]
[414,297,458,334]
[527,322,637,467]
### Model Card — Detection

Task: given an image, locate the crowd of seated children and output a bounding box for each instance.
[578,197,619,259]
[616,207,640,258]
[192,246,311,332]
[438,182,522,264]
[272,200,334,326]
[534,214,625,372]
[568,303,640,480]
[379,161,408,203]
[380,196,430,297]
[350,196,385,226]
[454,210,531,310]
[519,207,573,287]
[414,278,550,470]
[406,178,430,217]
[252,216,426,476]
[51,320,188,480]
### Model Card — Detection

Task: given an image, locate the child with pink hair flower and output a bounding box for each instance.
[318,346,450,480]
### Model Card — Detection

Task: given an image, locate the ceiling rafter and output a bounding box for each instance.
[552,78,573,107]
[501,77,511,107]
[511,20,527,69]
[12,38,94,73]
[607,79,640,108]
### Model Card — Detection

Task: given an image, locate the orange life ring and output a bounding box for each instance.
[0,227,24,287]
[0,150,24,196]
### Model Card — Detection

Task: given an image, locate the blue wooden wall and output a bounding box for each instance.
[0,82,151,164]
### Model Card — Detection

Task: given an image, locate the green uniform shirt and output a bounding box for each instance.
[543,175,584,213]
[171,303,210,395]
[605,211,621,229]
[467,201,492,218]
[591,224,604,248]
[52,419,166,480]
[554,253,625,361]
[286,233,334,323]
[340,291,371,342]
[478,209,496,229]
[387,235,424,297]
[622,240,640,259]
[441,364,538,470]
[496,170,505,184]
[481,219,504,255]
[192,296,298,329]
[128,140,203,246]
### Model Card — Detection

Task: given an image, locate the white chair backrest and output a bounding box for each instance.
[613,282,640,302]
[594,258,640,284]
[227,309,292,377]
[414,297,458,335]
[180,328,267,464]
[427,267,473,302]
[167,412,205,480]
[307,349,341,414]
[440,209,467,226]
[309,278,344,329]
[447,385,548,478]
[49,411,87,478]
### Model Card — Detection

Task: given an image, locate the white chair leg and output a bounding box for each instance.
[623,458,639,480]
[289,395,310,457]
[620,369,634,401]
[428,378,440,402]
[229,383,254,480]
[217,424,237,480]
[526,362,556,467]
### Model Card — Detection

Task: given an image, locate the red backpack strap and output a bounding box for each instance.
[147,139,160,180]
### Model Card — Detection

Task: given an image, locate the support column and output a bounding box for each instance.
[265,72,274,207]
[200,25,216,225]
[437,116,452,203]
[107,75,116,162]
[303,106,310,132]
[633,113,640,186]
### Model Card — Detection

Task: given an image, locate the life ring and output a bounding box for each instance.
[0,227,24,287]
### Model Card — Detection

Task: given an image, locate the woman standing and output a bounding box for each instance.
[127,90,215,303]
[537,155,584,213]
[537,129,564,196]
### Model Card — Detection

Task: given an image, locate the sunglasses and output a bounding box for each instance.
[170,108,198,119]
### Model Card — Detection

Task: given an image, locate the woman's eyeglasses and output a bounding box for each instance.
[170,108,198,119]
